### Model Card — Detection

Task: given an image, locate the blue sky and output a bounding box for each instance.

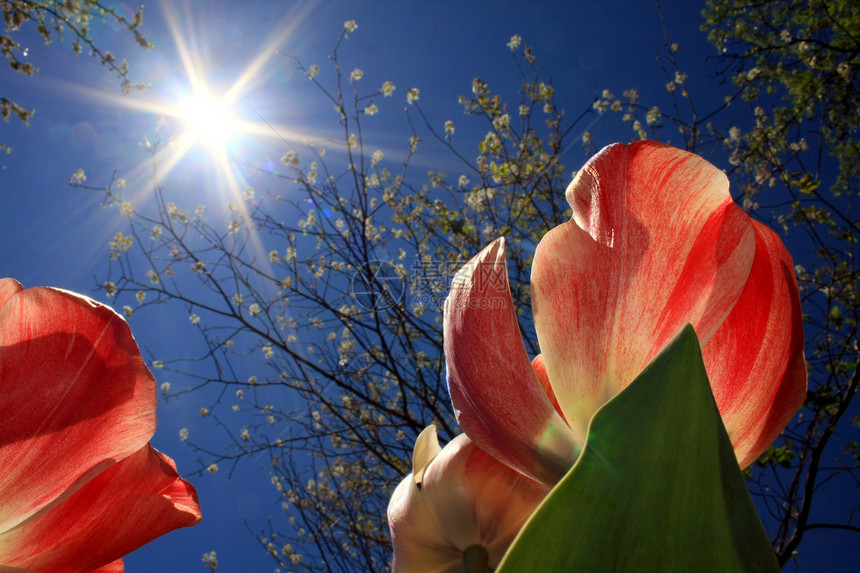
[1,1,855,571]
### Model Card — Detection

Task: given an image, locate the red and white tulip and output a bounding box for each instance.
[444,141,807,485]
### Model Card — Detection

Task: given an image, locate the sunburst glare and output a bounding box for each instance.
[175,89,241,154]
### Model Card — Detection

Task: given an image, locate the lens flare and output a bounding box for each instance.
[176,91,240,152]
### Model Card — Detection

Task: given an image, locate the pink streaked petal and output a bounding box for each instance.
[531,354,565,421]
[703,221,807,468]
[445,238,580,485]
[0,279,23,310]
[90,560,123,573]
[0,285,156,532]
[0,445,201,571]
[532,141,756,438]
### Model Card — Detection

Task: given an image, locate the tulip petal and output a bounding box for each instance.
[388,476,460,571]
[497,326,780,572]
[445,239,580,485]
[531,354,564,421]
[91,561,124,573]
[0,279,23,310]
[703,221,807,468]
[388,434,548,572]
[0,285,157,532]
[0,445,201,570]
[532,141,756,438]
[412,426,443,485]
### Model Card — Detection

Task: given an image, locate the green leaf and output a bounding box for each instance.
[497,325,779,573]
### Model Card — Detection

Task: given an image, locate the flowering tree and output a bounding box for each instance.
[77,3,859,569]
[1,0,150,153]
[699,1,860,565]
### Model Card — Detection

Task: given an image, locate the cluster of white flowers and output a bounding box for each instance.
[365,173,380,188]
[350,68,363,82]
[202,550,218,572]
[789,138,809,152]
[381,81,396,96]
[109,232,133,259]
[729,126,742,141]
[70,169,86,184]
[166,202,188,222]
[507,34,522,51]
[407,88,420,104]
[645,106,661,125]
[466,187,495,211]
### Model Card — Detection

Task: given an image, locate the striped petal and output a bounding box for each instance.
[0,284,157,533]
[531,141,756,438]
[703,221,807,467]
[0,445,201,571]
[445,239,580,485]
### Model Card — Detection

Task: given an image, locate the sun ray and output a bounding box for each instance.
[51,0,334,288]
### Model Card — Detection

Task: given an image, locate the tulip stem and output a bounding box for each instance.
[463,544,490,572]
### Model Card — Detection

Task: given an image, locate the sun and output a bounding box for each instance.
[175,90,240,154]
[59,1,314,197]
